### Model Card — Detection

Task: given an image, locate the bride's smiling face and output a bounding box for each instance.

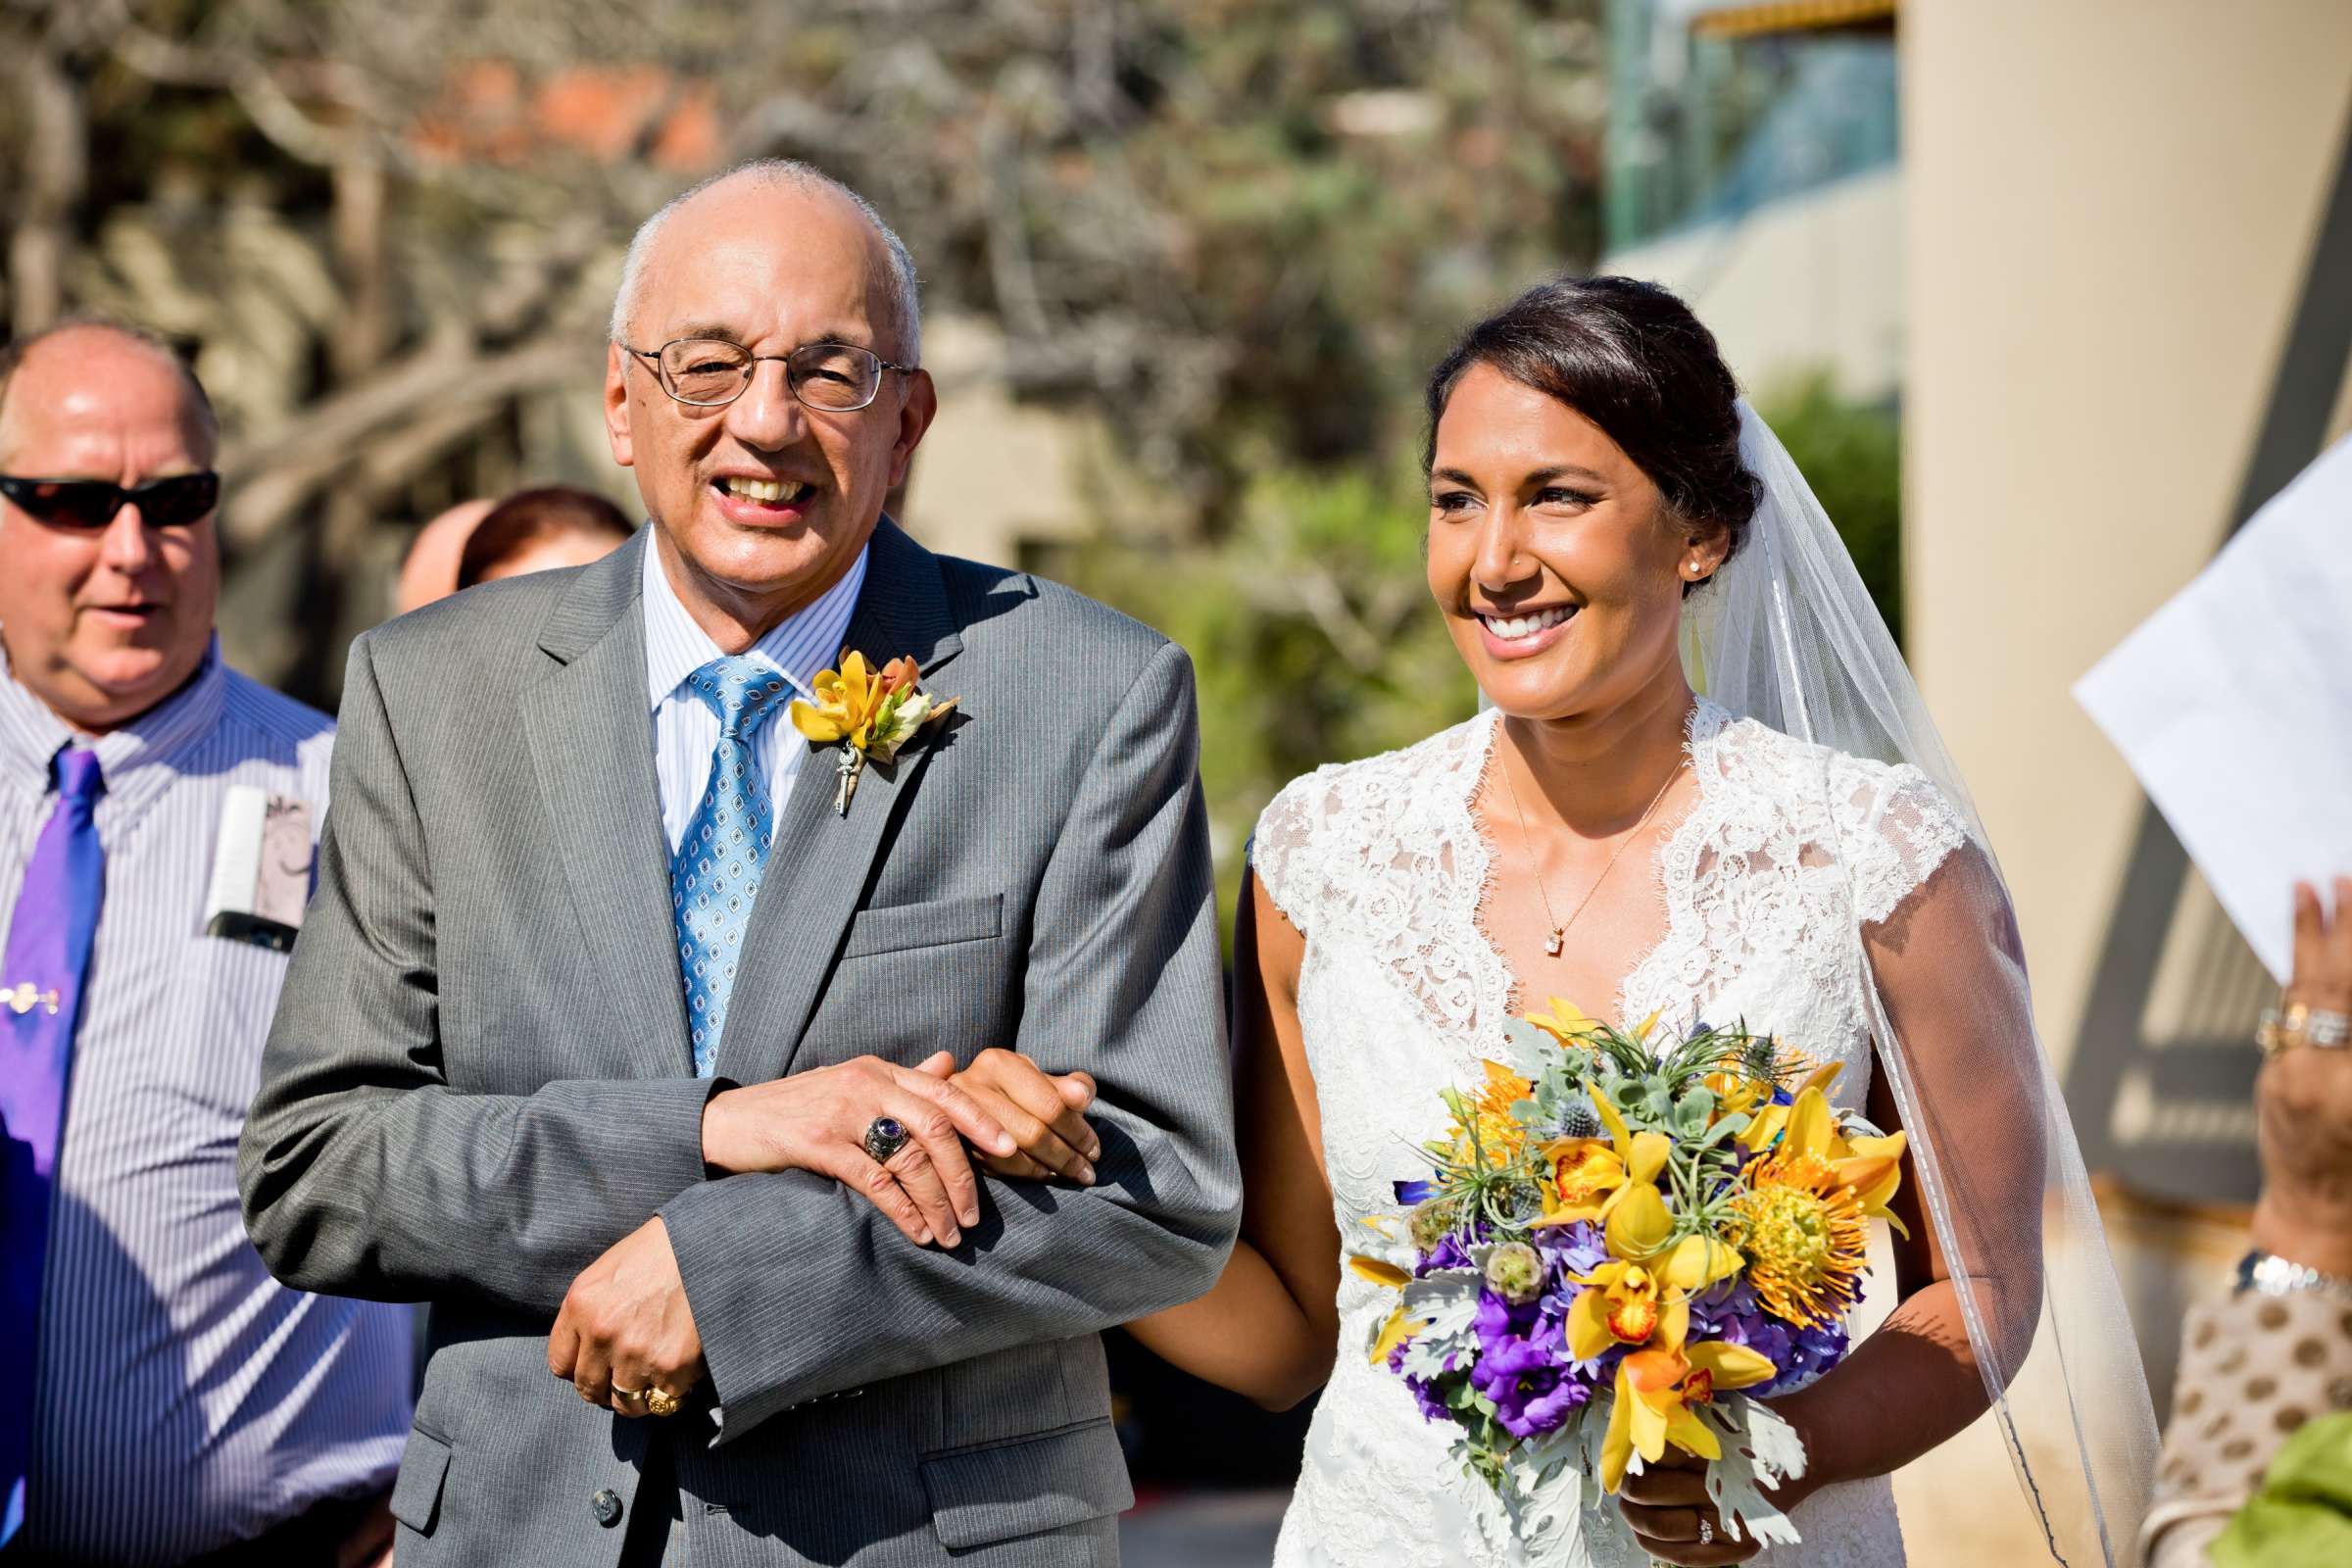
[1426,362,1726,722]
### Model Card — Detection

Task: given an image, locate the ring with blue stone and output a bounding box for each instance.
[863,1115,911,1164]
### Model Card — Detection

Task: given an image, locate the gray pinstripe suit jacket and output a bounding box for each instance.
[238,520,1241,1568]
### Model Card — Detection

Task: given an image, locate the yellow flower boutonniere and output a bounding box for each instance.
[788,651,958,815]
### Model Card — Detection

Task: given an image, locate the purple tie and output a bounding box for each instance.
[0,746,105,1544]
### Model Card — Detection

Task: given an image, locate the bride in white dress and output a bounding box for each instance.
[957,276,2155,1566]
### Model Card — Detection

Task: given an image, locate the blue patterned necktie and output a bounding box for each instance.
[0,746,105,1544]
[671,658,794,1076]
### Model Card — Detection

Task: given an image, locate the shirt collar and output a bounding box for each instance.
[641,531,869,713]
[0,632,226,798]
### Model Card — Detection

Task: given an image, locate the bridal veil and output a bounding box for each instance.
[1679,404,2159,1565]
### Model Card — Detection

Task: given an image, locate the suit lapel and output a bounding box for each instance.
[715,519,963,1083]
[519,531,693,1078]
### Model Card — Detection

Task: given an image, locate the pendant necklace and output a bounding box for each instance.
[1499,738,1686,959]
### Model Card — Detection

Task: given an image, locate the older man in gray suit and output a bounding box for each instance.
[239,160,1240,1567]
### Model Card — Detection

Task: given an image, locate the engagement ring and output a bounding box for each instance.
[863,1115,911,1163]
[1698,1518,1714,1545]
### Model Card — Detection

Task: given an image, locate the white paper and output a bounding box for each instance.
[201,783,268,929]
[2074,433,2352,983]
[201,785,313,939]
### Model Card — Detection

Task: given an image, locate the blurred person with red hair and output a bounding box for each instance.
[454,484,633,590]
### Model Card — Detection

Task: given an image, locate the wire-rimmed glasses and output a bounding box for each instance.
[622,337,914,412]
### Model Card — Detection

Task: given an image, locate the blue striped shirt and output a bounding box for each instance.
[643,533,867,853]
[0,641,411,1564]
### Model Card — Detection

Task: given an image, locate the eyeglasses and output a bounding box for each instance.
[622,337,914,412]
[0,471,220,530]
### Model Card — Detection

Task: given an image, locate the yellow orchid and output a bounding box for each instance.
[1525,996,1607,1051]
[1602,1175,1674,1261]
[1566,1186,1743,1357]
[1704,1065,1774,1125]
[1537,1084,1669,1227]
[1567,1259,1675,1358]
[1705,1036,1815,1120]
[1598,1339,1778,1492]
[1590,1156,1744,1294]
[788,652,956,813]
[789,650,892,749]
[1657,1230,1745,1293]
[1346,1215,1417,1289]
[1735,1060,1844,1152]
[1367,1304,1428,1367]
[1703,1034,1809,1127]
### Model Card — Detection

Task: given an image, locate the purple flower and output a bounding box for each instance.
[1418,1234,1473,1276]
[1474,1287,1535,1348]
[1534,1221,1608,1336]
[1532,1219,1608,1277]
[1692,1280,1850,1396]
[1389,1337,1463,1426]
[1469,1334,1588,1437]
[1399,1370,1451,1423]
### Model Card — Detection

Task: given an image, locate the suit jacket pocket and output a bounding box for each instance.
[841,892,1004,960]
[919,1416,1134,1550]
[390,1425,453,1536]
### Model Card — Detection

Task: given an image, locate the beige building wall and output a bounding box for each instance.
[1905,0,2352,1081]
[1896,6,2352,1559]
[899,312,1114,567]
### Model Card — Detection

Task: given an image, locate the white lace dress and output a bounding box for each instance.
[1250,700,1968,1568]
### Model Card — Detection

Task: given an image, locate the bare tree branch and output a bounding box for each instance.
[222,333,590,544]
[8,41,85,334]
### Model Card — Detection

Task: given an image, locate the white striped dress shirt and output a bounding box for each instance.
[0,640,411,1565]
[643,534,868,853]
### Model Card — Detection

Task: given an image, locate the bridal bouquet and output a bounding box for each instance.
[1350,1001,1907,1561]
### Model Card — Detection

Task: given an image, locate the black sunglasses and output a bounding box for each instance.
[0,471,220,530]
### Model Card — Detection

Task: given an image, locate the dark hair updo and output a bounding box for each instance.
[1423,275,1760,571]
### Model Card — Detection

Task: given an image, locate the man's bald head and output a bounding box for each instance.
[600,156,938,649]
[0,318,218,465]
[0,316,222,732]
[609,159,922,365]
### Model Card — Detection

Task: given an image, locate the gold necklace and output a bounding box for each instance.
[1498,737,1686,959]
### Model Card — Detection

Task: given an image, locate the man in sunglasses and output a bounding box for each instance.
[243,161,1238,1565]
[0,319,411,1564]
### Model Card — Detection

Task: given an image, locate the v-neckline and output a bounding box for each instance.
[1458,701,1722,1037]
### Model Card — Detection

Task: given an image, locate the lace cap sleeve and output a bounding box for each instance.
[1835,760,1973,928]
[1248,769,1340,937]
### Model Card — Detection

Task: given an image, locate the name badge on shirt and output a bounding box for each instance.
[202,785,313,952]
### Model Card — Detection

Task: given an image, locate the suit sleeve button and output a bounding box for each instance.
[591,1489,623,1527]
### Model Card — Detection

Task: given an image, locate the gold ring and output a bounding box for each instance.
[612,1385,647,1404]
[645,1387,683,1418]
[2259,1002,2352,1056]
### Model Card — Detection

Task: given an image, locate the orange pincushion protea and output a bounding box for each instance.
[1462,1060,1535,1161]
[1725,1150,1871,1328]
